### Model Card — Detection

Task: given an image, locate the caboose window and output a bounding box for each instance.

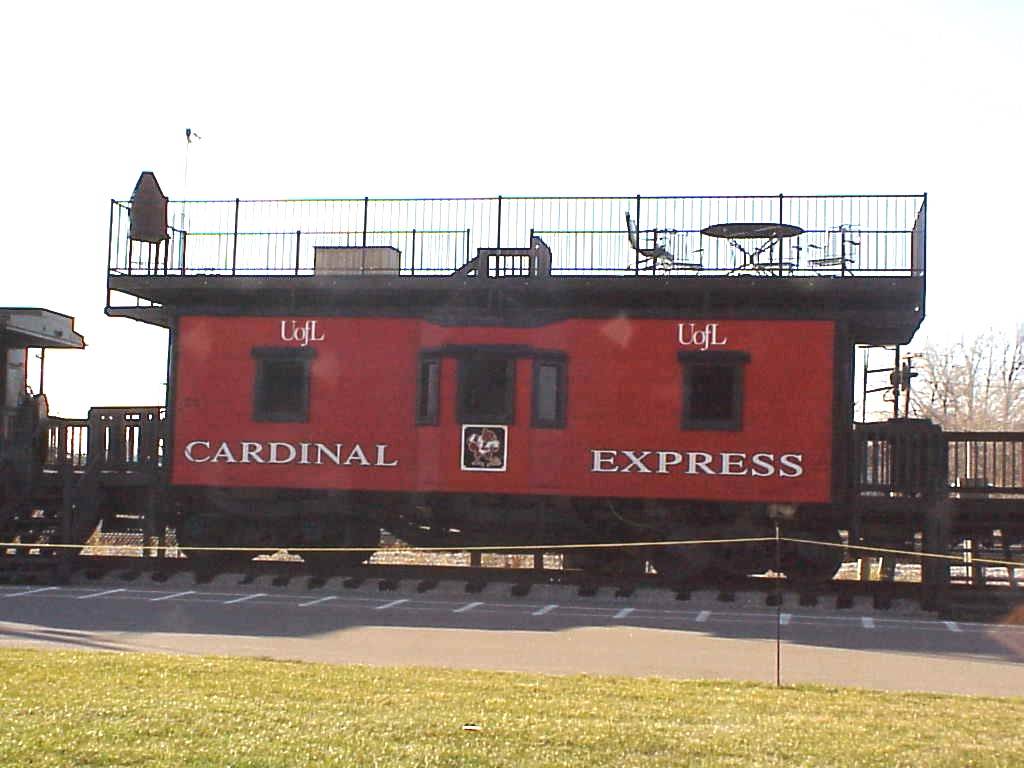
[416,355,441,425]
[252,347,315,422]
[532,356,567,428]
[678,351,750,431]
[457,355,515,424]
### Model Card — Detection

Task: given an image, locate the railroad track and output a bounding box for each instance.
[2,549,1022,624]
[3,529,1022,619]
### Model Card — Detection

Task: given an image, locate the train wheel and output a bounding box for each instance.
[564,549,646,578]
[701,540,770,581]
[300,519,381,576]
[648,539,714,584]
[781,534,843,586]
[176,513,254,573]
[650,549,713,583]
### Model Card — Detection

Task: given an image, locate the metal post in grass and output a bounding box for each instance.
[774,520,781,688]
[767,504,796,688]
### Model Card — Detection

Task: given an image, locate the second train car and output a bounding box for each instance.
[107,182,928,582]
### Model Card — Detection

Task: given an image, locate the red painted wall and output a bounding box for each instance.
[171,316,835,503]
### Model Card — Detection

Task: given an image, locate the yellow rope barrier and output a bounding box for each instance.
[1,535,1021,569]
[0,536,777,555]
[782,537,1023,569]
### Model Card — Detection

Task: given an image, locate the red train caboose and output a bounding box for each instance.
[107,182,927,582]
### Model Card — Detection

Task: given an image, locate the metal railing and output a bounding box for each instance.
[108,194,927,279]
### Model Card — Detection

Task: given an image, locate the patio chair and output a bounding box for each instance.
[625,212,701,272]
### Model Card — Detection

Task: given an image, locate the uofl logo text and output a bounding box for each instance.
[280,319,325,347]
[678,322,727,351]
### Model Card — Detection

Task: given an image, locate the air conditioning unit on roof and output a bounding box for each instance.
[313,246,401,275]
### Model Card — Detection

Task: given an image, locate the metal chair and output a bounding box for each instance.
[625,212,701,273]
[808,225,858,275]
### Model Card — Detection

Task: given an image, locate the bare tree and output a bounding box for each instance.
[910,326,1024,430]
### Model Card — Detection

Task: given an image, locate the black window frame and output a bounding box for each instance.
[531,353,568,428]
[251,347,316,423]
[416,354,441,426]
[456,352,517,425]
[678,350,750,431]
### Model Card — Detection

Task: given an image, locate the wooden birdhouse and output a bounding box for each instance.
[129,171,169,243]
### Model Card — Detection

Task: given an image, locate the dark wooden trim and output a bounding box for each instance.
[456,355,516,425]
[415,354,441,426]
[531,356,568,429]
[107,273,925,345]
[251,349,314,423]
[831,321,851,505]
[944,431,1024,441]
[679,352,749,431]
[677,350,751,364]
[165,317,179,481]
[423,344,567,360]
[251,346,317,360]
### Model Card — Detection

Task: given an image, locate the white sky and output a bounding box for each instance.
[1,0,1021,416]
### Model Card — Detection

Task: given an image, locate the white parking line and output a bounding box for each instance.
[3,587,58,598]
[299,595,337,608]
[375,598,409,611]
[695,610,711,623]
[862,616,876,629]
[223,593,265,605]
[613,607,634,620]
[532,604,558,616]
[150,590,195,603]
[453,601,483,614]
[77,589,125,600]
[779,613,792,626]
[944,621,962,633]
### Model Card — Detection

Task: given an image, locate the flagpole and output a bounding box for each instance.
[180,128,199,268]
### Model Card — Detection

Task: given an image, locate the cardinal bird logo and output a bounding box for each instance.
[462,425,508,471]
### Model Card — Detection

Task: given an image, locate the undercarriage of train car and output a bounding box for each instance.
[169,486,846,585]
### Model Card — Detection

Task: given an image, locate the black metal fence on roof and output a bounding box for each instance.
[108,194,927,279]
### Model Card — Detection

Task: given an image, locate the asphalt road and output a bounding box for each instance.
[2,575,1023,697]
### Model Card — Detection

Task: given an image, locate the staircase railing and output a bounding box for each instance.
[0,458,20,531]
[66,456,105,545]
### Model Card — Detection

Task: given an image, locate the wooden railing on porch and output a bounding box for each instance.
[854,420,1024,497]
[46,407,164,472]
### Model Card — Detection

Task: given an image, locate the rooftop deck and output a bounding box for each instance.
[107,193,926,341]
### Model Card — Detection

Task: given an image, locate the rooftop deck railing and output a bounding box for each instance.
[109,194,926,279]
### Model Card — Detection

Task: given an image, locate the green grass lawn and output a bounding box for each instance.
[1,648,1022,767]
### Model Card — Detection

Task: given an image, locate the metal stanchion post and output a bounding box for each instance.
[775,519,781,688]
[766,504,795,688]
